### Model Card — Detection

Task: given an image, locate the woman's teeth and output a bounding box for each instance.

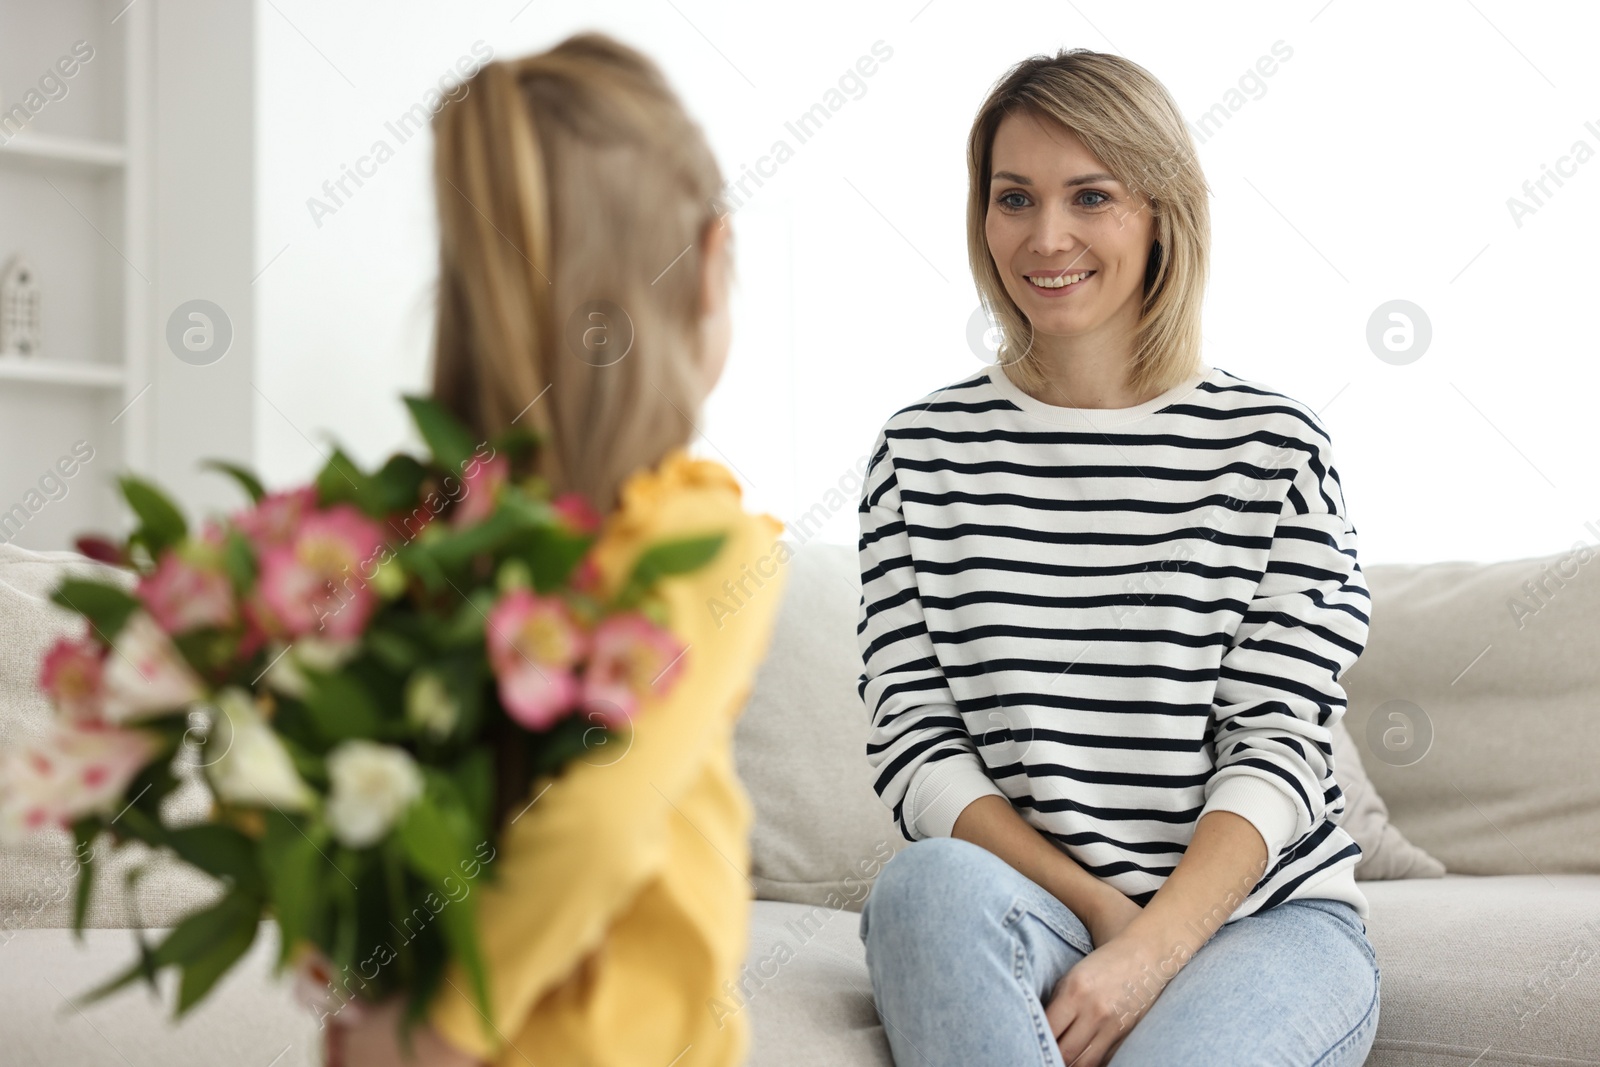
[1027,271,1093,289]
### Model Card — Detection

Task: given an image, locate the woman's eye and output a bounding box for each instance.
[997,191,1029,210]
[1079,190,1111,208]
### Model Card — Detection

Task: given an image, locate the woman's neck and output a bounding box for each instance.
[1007,338,1162,410]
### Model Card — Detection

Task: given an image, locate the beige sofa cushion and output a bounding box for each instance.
[1345,549,1600,876]
[0,543,217,933]
[734,540,1441,909]
[1332,723,1445,879]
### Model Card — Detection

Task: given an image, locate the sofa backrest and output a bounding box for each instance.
[733,540,907,911]
[1343,548,1600,876]
[733,538,1598,905]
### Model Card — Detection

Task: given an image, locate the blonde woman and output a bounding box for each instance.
[324,33,787,1066]
[857,50,1381,1067]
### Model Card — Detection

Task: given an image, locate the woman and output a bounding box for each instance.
[321,33,789,1066]
[857,49,1381,1067]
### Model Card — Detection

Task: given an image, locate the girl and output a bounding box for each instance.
[325,32,788,1067]
[857,49,1381,1067]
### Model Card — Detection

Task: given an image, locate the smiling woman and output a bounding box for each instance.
[964,50,1210,410]
[857,48,1381,1067]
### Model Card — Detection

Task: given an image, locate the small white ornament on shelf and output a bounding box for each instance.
[1,256,42,358]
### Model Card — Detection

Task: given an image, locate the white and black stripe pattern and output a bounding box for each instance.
[857,362,1373,922]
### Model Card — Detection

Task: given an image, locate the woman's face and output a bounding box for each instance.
[984,111,1156,345]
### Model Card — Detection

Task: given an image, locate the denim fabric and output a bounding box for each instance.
[860,837,1381,1066]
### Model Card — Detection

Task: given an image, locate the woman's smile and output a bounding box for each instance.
[1023,268,1096,296]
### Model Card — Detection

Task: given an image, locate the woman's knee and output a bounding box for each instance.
[860,836,1016,941]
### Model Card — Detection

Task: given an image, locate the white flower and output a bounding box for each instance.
[404,671,459,739]
[205,687,316,811]
[325,740,423,848]
[100,612,205,723]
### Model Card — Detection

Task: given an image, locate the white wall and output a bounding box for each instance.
[255,0,1600,565]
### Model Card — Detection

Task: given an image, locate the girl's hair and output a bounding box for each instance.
[427,33,726,828]
[429,32,728,518]
[966,49,1210,397]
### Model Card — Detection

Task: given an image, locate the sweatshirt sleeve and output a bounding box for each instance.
[1198,428,1372,860]
[858,430,1009,842]
[427,474,787,1061]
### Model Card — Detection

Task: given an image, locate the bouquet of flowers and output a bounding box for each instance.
[0,396,724,1050]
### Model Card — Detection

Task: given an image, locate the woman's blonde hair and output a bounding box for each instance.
[430,32,727,515]
[967,49,1210,397]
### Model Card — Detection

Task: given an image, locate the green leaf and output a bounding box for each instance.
[119,763,182,834]
[70,819,101,940]
[450,748,494,830]
[67,935,159,1006]
[438,889,495,1045]
[158,890,261,970]
[260,811,324,960]
[438,589,495,649]
[301,669,383,743]
[221,529,257,590]
[517,526,593,593]
[403,395,477,473]
[423,507,540,571]
[176,908,259,1016]
[162,824,264,895]
[615,532,727,607]
[489,425,541,463]
[398,784,493,1042]
[68,889,261,1014]
[51,579,141,641]
[374,453,429,514]
[398,795,471,885]
[119,475,188,554]
[366,628,423,672]
[201,460,266,504]
[314,448,382,515]
[396,540,447,593]
[381,837,417,987]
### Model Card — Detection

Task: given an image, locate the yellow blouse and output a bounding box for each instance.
[427,447,789,1067]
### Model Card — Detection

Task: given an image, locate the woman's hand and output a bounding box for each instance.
[327,995,486,1067]
[1080,885,1144,949]
[1044,930,1176,1067]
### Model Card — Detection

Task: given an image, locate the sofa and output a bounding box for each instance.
[2,538,1598,1065]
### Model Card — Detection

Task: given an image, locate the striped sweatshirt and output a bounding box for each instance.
[857,360,1372,922]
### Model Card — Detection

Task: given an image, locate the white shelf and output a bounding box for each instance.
[0,356,126,388]
[0,132,126,173]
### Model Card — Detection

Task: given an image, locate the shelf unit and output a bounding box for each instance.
[0,131,126,172]
[0,354,127,388]
[0,0,150,548]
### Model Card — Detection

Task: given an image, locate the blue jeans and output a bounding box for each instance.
[859,837,1381,1066]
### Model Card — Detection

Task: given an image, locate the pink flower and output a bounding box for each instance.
[569,553,603,597]
[0,721,160,845]
[235,487,317,553]
[579,613,687,728]
[486,589,587,730]
[453,454,509,530]
[552,492,603,535]
[100,613,206,723]
[138,550,235,634]
[39,634,106,723]
[257,505,388,641]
